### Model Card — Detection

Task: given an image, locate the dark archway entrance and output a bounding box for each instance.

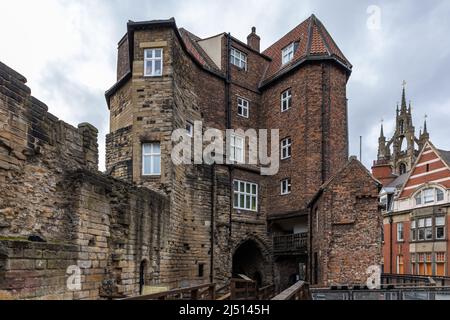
[139,260,148,295]
[232,240,266,287]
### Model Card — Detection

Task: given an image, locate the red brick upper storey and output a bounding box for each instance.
[261,14,352,85]
[399,141,450,199]
[105,15,352,105]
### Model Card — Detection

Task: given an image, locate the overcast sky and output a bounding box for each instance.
[1,0,450,171]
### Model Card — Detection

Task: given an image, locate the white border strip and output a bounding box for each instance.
[410,167,448,179]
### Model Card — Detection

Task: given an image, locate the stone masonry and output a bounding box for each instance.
[0,14,383,300]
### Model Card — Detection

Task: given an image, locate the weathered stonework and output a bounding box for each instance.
[0,14,383,300]
[0,61,170,299]
[309,158,383,287]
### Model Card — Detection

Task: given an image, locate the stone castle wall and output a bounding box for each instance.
[0,61,170,300]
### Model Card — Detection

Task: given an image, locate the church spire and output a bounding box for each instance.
[401,80,407,113]
[379,122,385,139]
[423,115,428,135]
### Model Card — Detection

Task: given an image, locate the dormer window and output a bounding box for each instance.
[282,43,295,65]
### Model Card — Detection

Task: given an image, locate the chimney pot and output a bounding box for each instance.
[247,27,260,52]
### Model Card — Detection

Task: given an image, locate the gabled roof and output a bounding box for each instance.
[397,141,450,199]
[308,157,381,207]
[178,28,222,73]
[260,14,352,87]
[438,149,450,167]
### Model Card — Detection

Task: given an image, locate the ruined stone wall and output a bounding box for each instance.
[310,159,383,287]
[0,61,170,300]
[106,125,133,182]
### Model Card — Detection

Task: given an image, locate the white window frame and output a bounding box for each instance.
[281,89,292,112]
[230,47,248,70]
[414,187,446,207]
[233,180,258,212]
[281,179,292,195]
[144,48,163,77]
[142,142,161,176]
[230,134,245,163]
[282,43,295,65]
[397,223,404,242]
[281,137,292,160]
[436,216,446,240]
[237,97,249,118]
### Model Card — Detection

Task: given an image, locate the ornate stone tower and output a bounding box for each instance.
[376,82,430,176]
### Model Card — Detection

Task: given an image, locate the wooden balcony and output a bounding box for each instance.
[273,233,307,255]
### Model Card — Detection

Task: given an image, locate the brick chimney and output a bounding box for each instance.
[247,27,260,52]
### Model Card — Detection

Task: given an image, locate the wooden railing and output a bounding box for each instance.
[273,233,307,254]
[121,283,216,300]
[272,281,311,300]
[217,280,275,300]
[230,279,258,300]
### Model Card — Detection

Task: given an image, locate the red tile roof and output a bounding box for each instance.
[261,14,352,85]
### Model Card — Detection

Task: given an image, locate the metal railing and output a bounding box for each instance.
[382,274,450,287]
[312,287,450,300]
[273,233,307,254]
[272,281,311,300]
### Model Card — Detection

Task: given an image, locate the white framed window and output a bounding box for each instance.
[415,187,445,206]
[237,97,249,118]
[282,43,295,65]
[233,180,258,211]
[281,179,292,195]
[436,216,446,240]
[144,48,163,77]
[186,121,194,137]
[230,48,248,70]
[397,223,404,242]
[142,143,161,176]
[281,137,292,160]
[437,188,444,202]
[423,188,434,204]
[411,220,416,241]
[281,90,292,112]
[230,134,244,163]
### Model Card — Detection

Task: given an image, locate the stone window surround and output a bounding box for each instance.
[143,48,163,77]
[142,142,161,176]
[233,179,258,212]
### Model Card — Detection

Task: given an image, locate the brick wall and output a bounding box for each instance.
[310,158,382,287]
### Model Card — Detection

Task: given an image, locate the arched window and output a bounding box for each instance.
[414,187,445,206]
[399,163,407,175]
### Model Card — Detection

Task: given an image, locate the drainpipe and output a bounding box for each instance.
[389,215,393,274]
[210,164,216,284]
[226,33,233,239]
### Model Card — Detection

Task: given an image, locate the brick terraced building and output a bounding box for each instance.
[0,15,382,299]
[377,141,450,276]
